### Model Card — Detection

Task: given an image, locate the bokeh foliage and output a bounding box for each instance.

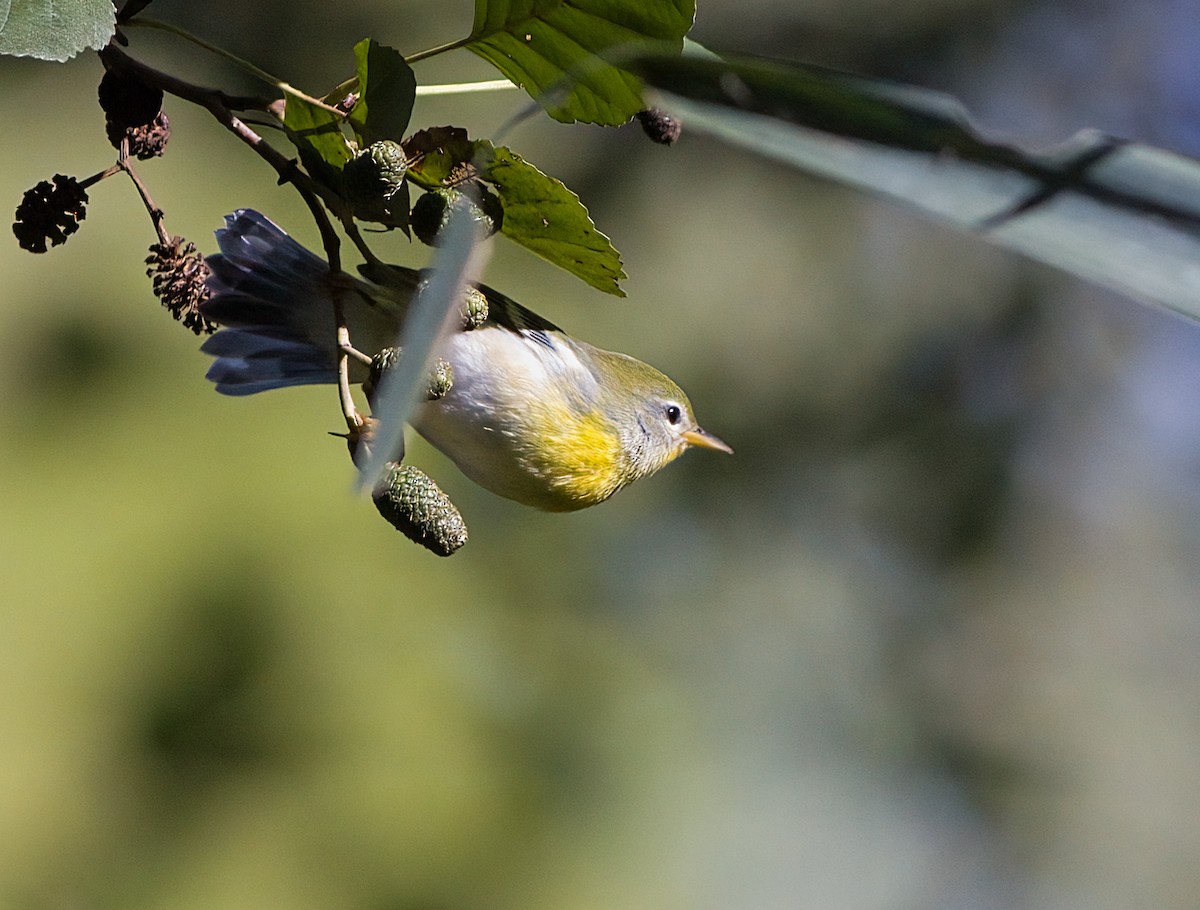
[5,1,1200,909]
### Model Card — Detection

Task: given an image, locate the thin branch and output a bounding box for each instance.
[100,43,364,435]
[342,218,387,269]
[404,36,472,64]
[78,163,124,190]
[118,141,171,245]
[100,46,343,215]
[285,188,364,434]
[99,44,273,112]
[340,343,374,367]
[332,296,362,432]
[121,17,347,117]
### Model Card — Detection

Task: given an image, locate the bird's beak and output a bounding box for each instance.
[682,427,733,454]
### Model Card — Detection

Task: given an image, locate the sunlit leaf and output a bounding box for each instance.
[466,0,694,125]
[403,126,478,189]
[481,143,625,296]
[632,52,1200,321]
[0,0,115,61]
[281,93,352,195]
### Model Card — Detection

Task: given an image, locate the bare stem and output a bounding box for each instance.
[99,44,272,112]
[342,219,386,269]
[100,46,343,216]
[340,343,374,366]
[118,142,171,245]
[121,17,346,117]
[78,163,124,190]
[100,42,363,436]
[334,313,362,432]
[296,196,362,434]
[404,36,472,64]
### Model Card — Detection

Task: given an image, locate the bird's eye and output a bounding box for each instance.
[665,404,682,425]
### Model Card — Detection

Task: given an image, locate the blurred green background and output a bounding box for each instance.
[4,1,1200,907]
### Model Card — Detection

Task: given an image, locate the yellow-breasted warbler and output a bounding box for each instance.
[199,209,730,512]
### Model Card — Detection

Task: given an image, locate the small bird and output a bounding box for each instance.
[199,209,730,512]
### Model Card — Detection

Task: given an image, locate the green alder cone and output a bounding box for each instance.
[373,463,468,557]
[343,140,409,228]
[461,286,489,329]
[410,186,503,247]
[365,348,454,402]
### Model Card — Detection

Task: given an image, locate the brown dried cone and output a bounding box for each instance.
[373,463,468,556]
[12,175,88,253]
[146,237,216,335]
[99,68,170,158]
[108,110,171,160]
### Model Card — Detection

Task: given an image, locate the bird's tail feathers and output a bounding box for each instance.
[199,209,372,395]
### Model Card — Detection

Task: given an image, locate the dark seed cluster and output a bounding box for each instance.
[108,110,171,160]
[12,175,89,253]
[636,108,683,145]
[99,68,170,159]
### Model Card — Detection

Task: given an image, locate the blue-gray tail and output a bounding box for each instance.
[199,209,347,395]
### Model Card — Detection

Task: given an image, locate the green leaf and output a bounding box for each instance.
[481,143,625,295]
[466,0,694,125]
[281,93,352,193]
[402,126,478,189]
[631,52,1200,322]
[0,0,115,61]
[348,38,416,146]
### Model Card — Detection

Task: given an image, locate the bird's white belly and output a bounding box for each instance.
[411,327,600,510]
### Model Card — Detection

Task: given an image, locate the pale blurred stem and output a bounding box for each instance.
[121,17,347,117]
[317,74,518,106]
[415,79,517,96]
[334,300,362,432]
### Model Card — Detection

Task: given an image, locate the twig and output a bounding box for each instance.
[404,37,472,64]
[99,44,273,112]
[121,17,348,117]
[117,139,171,244]
[342,218,386,268]
[99,43,364,435]
[78,163,124,190]
[100,46,344,217]
[340,343,374,366]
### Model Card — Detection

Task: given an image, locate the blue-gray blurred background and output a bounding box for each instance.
[3,1,1200,907]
